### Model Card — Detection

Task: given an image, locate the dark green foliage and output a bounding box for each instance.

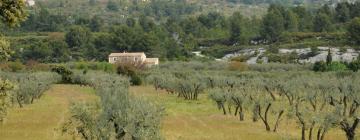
[336,2,351,23]
[313,61,348,72]
[313,13,334,32]
[106,0,119,11]
[347,17,360,45]
[65,26,92,48]
[260,5,285,42]
[116,64,142,86]
[327,62,347,71]
[313,61,328,72]
[51,66,74,83]
[89,16,103,32]
[348,60,360,72]
[3,2,360,62]
[229,12,245,44]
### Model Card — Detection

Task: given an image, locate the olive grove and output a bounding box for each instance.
[146,70,360,140]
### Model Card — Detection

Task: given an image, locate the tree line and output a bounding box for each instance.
[2,2,360,63]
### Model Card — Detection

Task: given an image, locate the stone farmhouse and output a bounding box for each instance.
[108,52,159,66]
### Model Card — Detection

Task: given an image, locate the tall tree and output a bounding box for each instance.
[292,6,313,31]
[65,26,92,48]
[336,2,351,23]
[229,12,245,44]
[347,17,360,45]
[284,10,299,32]
[313,13,334,32]
[89,16,103,32]
[260,8,285,42]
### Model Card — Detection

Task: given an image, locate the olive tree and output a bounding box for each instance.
[330,76,360,140]
[63,72,163,139]
[0,78,14,122]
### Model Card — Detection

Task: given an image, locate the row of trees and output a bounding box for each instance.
[62,71,162,139]
[215,73,360,140]
[146,70,360,140]
[0,71,60,122]
[260,3,360,43]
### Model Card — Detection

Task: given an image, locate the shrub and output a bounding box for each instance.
[327,62,347,71]
[7,61,25,72]
[51,66,73,83]
[228,61,248,71]
[313,61,328,72]
[116,63,143,85]
[348,61,360,72]
[313,61,347,72]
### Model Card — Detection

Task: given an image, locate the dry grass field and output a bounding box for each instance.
[0,85,97,140]
[130,86,358,140]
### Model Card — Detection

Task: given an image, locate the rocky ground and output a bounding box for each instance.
[221,47,359,64]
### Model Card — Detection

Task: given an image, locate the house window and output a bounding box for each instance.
[113,57,118,61]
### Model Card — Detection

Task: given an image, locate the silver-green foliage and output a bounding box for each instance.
[63,72,162,140]
[212,72,360,140]
[0,71,60,122]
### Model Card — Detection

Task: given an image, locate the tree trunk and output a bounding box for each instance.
[301,125,306,140]
[221,104,227,115]
[234,106,239,116]
[228,105,232,115]
[258,103,272,131]
[345,131,355,140]
[341,118,360,140]
[30,96,35,104]
[320,129,327,140]
[317,127,322,140]
[273,110,284,132]
[309,121,315,140]
[239,106,244,121]
[253,104,259,122]
[17,97,23,108]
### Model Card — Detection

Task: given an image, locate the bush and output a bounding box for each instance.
[228,61,248,71]
[327,62,347,71]
[116,63,143,85]
[348,61,360,72]
[7,61,25,72]
[130,74,142,86]
[51,66,74,83]
[313,61,348,72]
[313,61,328,72]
